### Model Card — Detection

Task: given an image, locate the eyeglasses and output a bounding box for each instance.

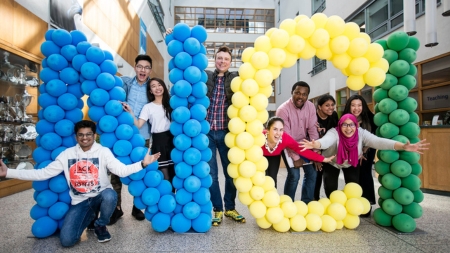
[77,133,94,138]
[136,65,152,71]
[341,123,356,128]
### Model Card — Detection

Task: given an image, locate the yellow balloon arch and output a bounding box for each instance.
[227,13,382,232]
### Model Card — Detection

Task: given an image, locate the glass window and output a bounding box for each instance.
[361,86,373,104]
[366,0,388,33]
[422,86,450,110]
[312,0,326,14]
[390,0,403,16]
[422,55,450,87]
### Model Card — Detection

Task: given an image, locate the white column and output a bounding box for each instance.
[425,0,439,47]
[443,0,450,16]
[403,0,416,35]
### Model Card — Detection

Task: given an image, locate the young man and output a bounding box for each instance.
[0,120,160,247]
[276,81,320,204]
[109,55,153,223]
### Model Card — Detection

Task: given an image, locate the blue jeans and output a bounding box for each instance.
[283,164,317,204]
[60,188,117,247]
[207,129,236,211]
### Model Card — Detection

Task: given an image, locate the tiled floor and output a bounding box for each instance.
[1,165,449,253]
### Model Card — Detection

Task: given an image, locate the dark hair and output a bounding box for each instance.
[134,55,152,68]
[215,46,232,60]
[291,81,310,94]
[147,77,172,120]
[317,94,336,107]
[74,120,96,134]
[266,116,284,130]
[343,95,373,130]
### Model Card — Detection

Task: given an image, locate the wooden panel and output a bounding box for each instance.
[0,179,32,198]
[146,34,164,79]
[0,0,14,45]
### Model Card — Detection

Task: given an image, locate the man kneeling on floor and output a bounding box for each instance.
[0,120,160,247]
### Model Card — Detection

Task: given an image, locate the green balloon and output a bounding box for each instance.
[389,60,410,77]
[375,160,391,175]
[407,64,417,76]
[398,48,417,63]
[400,151,420,164]
[383,49,399,64]
[393,187,414,205]
[401,174,421,191]
[392,135,409,143]
[378,174,383,184]
[373,88,388,103]
[389,109,410,126]
[409,137,421,144]
[380,122,400,138]
[381,173,402,190]
[411,163,422,175]
[387,31,410,51]
[375,39,389,50]
[391,160,412,178]
[382,198,403,215]
[374,103,380,113]
[378,197,384,206]
[406,36,420,50]
[374,112,389,126]
[388,85,409,101]
[378,150,400,164]
[409,112,419,124]
[398,74,417,90]
[378,186,393,199]
[403,202,423,218]
[392,213,416,233]
[375,127,381,136]
[412,189,424,203]
[398,97,418,113]
[378,98,398,114]
[379,73,398,90]
[373,208,392,227]
[399,122,420,139]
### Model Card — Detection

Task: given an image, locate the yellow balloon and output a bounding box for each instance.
[294,200,308,216]
[259,85,273,98]
[238,191,254,206]
[256,109,269,124]
[357,32,371,44]
[327,203,347,221]
[251,171,266,186]
[254,35,272,53]
[270,29,290,49]
[331,53,351,70]
[348,57,370,76]
[295,18,315,39]
[273,217,290,232]
[343,182,363,198]
[364,43,384,63]
[318,198,331,211]
[265,28,277,38]
[345,198,364,216]
[309,28,330,49]
[324,15,345,38]
[241,79,259,97]
[266,207,284,224]
[266,64,282,79]
[235,176,253,192]
[238,160,257,178]
[253,133,266,147]
[268,48,286,66]
[308,201,325,216]
[249,200,267,218]
[224,132,236,148]
[280,195,293,204]
[250,185,265,200]
[343,22,360,40]
[341,66,350,76]
[239,105,257,122]
[231,91,249,109]
[358,197,371,215]
[242,47,255,63]
[227,163,239,179]
[281,50,298,68]
[370,58,389,73]
[330,190,348,205]
[281,201,298,218]
[348,38,369,58]
[346,75,365,91]
[245,145,263,163]
[330,35,350,55]
[316,45,333,60]
[294,14,308,23]
[298,39,316,60]
[250,51,270,70]
[311,13,328,28]
[279,19,297,35]
[256,216,272,229]
[235,132,254,150]
[246,119,264,136]
[239,62,257,80]
[228,146,246,164]
[255,69,273,88]
[286,35,306,54]
[336,220,344,229]
[255,156,268,172]
[290,214,307,232]
[250,94,269,111]
[227,105,239,119]
[305,213,322,232]
[321,214,337,232]
[364,67,386,87]
[261,176,276,191]
[230,76,243,93]
[228,117,246,134]
[343,214,360,229]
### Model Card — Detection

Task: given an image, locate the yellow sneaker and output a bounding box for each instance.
[212,211,223,226]
[225,209,246,223]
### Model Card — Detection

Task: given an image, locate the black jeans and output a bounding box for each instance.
[322,163,360,198]
[265,155,281,188]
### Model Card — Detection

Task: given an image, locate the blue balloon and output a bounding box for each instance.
[32,216,58,238]
[80,62,101,80]
[147,204,159,214]
[116,155,132,165]
[173,23,191,42]
[72,54,87,71]
[130,147,148,163]
[200,174,213,188]
[38,93,57,108]
[173,134,192,151]
[40,132,63,151]
[191,25,208,43]
[90,88,110,106]
[100,132,117,148]
[129,169,146,181]
[86,46,105,64]
[145,160,159,171]
[192,213,212,233]
[87,106,105,122]
[169,68,184,84]
[36,160,53,169]
[158,194,176,213]
[51,146,66,160]
[144,170,162,187]
[193,187,211,205]
[171,148,184,164]
[62,134,77,147]
[109,86,126,101]
[54,119,74,137]
[51,29,72,47]
[200,70,208,83]
[58,189,71,204]
[167,40,184,57]
[32,147,52,163]
[128,180,146,197]
[36,190,59,208]
[165,33,175,45]
[200,148,212,163]
[103,50,114,61]
[199,44,207,55]
[115,124,133,140]
[60,67,79,85]
[99,115,119,133]
[172,107,191,124]
[174,52,193,70]
[183,37,201,55]
[70,30,87,46]
[174,204,183,214]
[65,108,83,124]
[190,104,207,121]
[39,82,47,93]
[184,66,202,84]
[129,134,145,148]
[184,175,202,193]
[194,96,211,109]
[169,122,183,136]
[193,161,210,178]
[188,95,196,104]
[77,41,91,54]
[169,95,188,109]
[175,162,193,179]
[104,100,123,116]
[192,133,209,151]
[60,45,78,61]
[175,188,192,205]
[144,210,156,221]
[30,204,48,220]
[183,201,201,220]
[67,83,83,98]
[117,111,134,125]
[36,119,55,135]
[151,212,171,232]
[48,202,69,220]
[32,180,49,192]
[47,54,68,71]
[100,60,118,75]
[200,120,211,135]
[171,213,192,233]
[173,80,192,98]
[41,41,61,57]
[40,67,60,83]
[120,176,132,185]
[183,119,201,137]
[156,180,172,196]
[43,105,65,123]
[192,54,208,70]
[57,93,78,111]
[96,72,116,90]
[113,139,132,156]
[44,30,55,41]
[168,58,175,71]
[184,148,202,166]
[114,75,124,87]
[46,79,67,97]
[133,196,147,210]
[141,187,160,206]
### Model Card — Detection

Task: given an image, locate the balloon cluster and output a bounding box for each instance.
[161,23,212,233]
[372,31,422,233]
[31,29,89,238]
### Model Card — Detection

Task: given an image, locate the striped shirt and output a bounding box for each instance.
[206,76,228,130]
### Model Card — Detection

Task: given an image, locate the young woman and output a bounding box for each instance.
[300,114,428,198]
[123,77,174,182]
[314,94,339,201]
[262,117,334,188]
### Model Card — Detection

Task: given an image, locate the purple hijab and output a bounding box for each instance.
[336,114,359,167]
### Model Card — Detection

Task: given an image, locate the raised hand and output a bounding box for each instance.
[143,152,161,167]
[0,160,8,177]
[322,155,335,163]
[121,102,133,114]
[299,139,317,151]
[403,139,430,154]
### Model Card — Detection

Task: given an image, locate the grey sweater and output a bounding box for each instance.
[319,128,397,169]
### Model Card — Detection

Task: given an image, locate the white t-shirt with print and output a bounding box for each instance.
[139,102,170,133]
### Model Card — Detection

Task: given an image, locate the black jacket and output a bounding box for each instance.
[205,69,239,108]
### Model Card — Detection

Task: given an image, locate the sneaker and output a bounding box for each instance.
[108,206,124,225]
[131,205,145,221]
[212,211,223,226]
[225,209,246,223]
[94,225,111,243]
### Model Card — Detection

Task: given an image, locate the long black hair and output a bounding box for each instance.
[147,77,172,121]
[343,94,374,132]
[265,116,284,130]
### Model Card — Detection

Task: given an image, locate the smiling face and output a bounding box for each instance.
[291,86,309,109]
[267,120,284,144]
[340,118,357,138]
[318,99,336,116]
[350,99,363,118]
[134,59,152,84]
[76,127,96,151]
[215,51,231,75]
[149,80,164,97]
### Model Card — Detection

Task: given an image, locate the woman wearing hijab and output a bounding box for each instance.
[299,114,429,198]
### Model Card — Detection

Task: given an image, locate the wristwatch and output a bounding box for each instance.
[141,160,145,168]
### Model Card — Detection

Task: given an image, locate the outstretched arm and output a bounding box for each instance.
[394,139,429,154]
[122,102,146,129]
[0,160,8,177]
[142,152,161,167]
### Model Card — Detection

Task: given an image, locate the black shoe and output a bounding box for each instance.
[108,206,124,225]
[131,205,145,221]
[94,225,111,243]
